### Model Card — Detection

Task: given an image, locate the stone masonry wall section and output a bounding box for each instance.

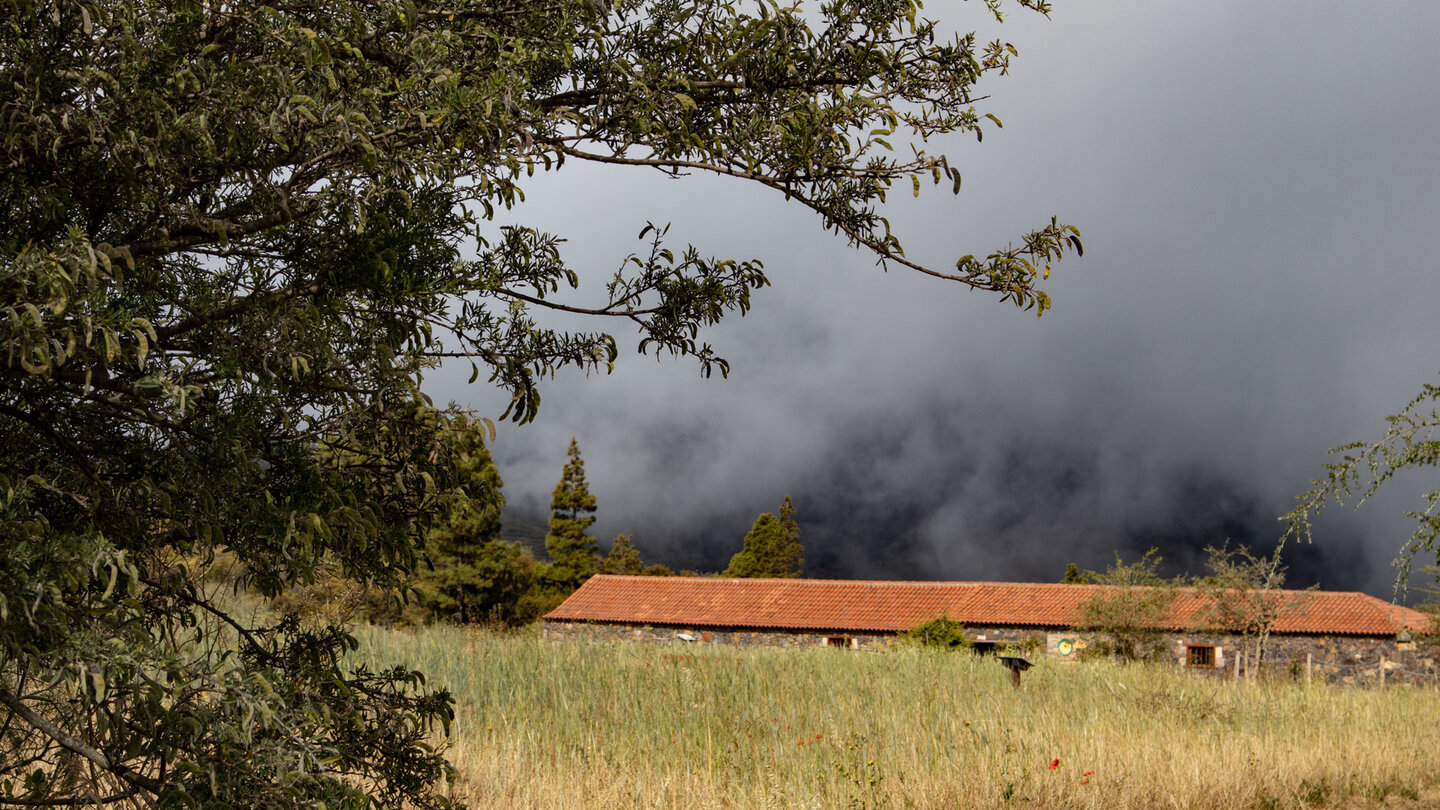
[544,620,1440,687]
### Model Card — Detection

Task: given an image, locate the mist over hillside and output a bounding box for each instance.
[447,0,1440,603]
[497,427,1376,594]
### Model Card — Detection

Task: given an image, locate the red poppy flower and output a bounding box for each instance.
[1048,759,1061,770]
[815,734,824,740]
[1082,770,1093,777]
[1081,778,1090,785]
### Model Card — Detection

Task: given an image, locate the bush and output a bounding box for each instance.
[1078,549,1178,663]
[902,616,971,649]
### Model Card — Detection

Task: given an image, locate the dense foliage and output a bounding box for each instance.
[600,534,646,575]
[723,495,803,578]
[405,411,523,623]
[0,0,1077,805]
[901,616,971,649]
[1076,550,1179,662]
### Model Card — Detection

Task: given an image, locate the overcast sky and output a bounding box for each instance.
[431,0,1440,598]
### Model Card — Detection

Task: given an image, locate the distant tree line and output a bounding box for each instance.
[276,413,1317,666]
[277,415,1316,659]
[275,427,805,627]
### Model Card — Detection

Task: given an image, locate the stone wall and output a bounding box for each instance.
[543,620,898,649]
[545,620,1440,687]
[1231,632,1438,687]
[1043,628,1440,687]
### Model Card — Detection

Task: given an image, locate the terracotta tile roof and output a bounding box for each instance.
[544,576,1431,637]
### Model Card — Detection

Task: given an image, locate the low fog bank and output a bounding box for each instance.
[434,0,1439,603]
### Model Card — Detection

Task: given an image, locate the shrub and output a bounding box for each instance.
[1078,549,1178,663]
[902,616,971,649]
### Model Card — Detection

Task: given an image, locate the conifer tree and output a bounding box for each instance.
[544,438,600,590]
[779,495,802,568]
[723,496,804,578]
[601,534,645,575]
[410,411,538,625]
[425,412,505,559]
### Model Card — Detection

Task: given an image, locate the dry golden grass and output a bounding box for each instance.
[350,624,1440,810]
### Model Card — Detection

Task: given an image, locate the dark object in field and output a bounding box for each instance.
[998,656,1033,688]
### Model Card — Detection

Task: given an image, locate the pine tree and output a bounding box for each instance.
[402,411,539,627]
[425,412,505,558]
[723,496,804,578]
[544,438,600,590]
[779,495,803,571]
[1061,563,1090,584]
[417,538,537,626]
[601,534,645,575]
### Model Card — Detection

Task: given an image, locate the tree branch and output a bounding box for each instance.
[0,788,140,807]
[0,686,162,797]
[493,286,664,317]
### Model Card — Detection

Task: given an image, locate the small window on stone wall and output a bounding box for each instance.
[825,636,857,649]
[1187,645,1216,668]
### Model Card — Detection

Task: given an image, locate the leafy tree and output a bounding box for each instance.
[1284,376,1440,592]
[1195,542,1311,679]
[1412,566,1440,643]
[0,0,1078,805]
[601,534,646,575]
[723,497,804,578]
[1078,549,1178,662]
[543,438,601,590]
[274,409,532,627]
[1061,562,1089,584]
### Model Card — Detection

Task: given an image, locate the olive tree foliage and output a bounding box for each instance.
[1283,377,1440,594]
[0,0,1078,805]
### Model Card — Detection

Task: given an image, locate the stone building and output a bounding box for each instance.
[543,575,1436,686]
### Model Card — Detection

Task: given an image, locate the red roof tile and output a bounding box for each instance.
[544,576,1431,637]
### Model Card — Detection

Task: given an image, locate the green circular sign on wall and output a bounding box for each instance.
[1056,638,1076,656]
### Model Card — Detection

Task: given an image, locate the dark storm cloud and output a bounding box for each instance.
[435,1,1440,599]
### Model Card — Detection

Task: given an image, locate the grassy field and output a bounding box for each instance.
[350,624,1440,810]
